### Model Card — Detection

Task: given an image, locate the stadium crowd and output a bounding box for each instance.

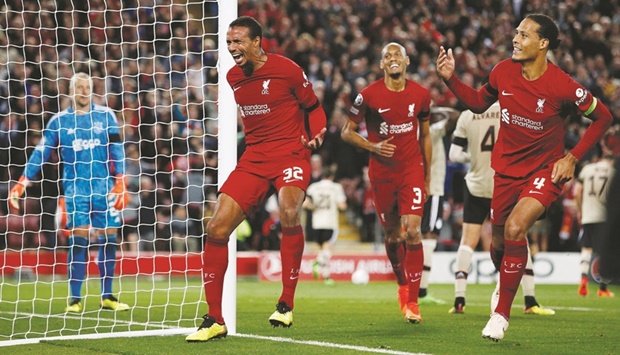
[0,0,619,253]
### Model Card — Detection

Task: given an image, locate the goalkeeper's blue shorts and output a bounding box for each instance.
[65,194,122,229]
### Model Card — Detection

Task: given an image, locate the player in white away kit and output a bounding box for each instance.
[303,168,347,285]
[448,102,554,315]
[575,155,616,297]
[419,107,458,305]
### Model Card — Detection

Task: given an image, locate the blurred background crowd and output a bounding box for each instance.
[0,0,619,254]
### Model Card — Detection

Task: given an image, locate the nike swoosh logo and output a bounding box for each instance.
[204,280,214,284]
[504,270,519,274]
[529,190,543,195]
[411,206,422,210]
[233,87,241,91]
[501,90,513,96]
[378,108,391,113]
[289,275,299,280]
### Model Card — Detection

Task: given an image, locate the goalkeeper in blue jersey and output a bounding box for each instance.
[9,72,130,313]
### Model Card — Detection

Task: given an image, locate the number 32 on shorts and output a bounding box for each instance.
[283,166,303,183]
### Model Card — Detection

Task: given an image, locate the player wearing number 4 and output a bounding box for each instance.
[437,13,612,341]
[342,42,432,324]
[9,72,130,313]
[185,16,327,342]
[448,102,555,316]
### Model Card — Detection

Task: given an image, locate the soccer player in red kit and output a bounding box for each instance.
[186,16,327,342]
[437,13,613,341]
[342,42,432,324]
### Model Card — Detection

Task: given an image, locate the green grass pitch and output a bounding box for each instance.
[1,277,618,354]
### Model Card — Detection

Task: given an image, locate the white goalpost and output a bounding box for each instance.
[0,0,238,346]
[218,0,238,337]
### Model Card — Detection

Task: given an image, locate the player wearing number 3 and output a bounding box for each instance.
[437,13,613,341]
[342,42,432,324]
[9,72,130,313]
[186,16,327,342]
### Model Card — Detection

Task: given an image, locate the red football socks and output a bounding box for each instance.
[279,225,304,309]
[385,240,407,286]
[203,237,229,324]
[495,239,528,319]
[405,243,424,303]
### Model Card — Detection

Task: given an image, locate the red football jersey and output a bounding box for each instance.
[348,79,431,181]
[488,59,594,178]
[227,54,319,161]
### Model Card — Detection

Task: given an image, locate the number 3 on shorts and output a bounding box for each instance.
[413,187,422,205]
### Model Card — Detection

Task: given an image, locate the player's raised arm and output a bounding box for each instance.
[437,46,496,113]
[436,46,455,81]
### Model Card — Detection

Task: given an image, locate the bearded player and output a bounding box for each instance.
[438,13,612,341]
[186,16,326,342]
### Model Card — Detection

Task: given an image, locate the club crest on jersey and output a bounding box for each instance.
[408,103,415,117]
[93,121,104,134]
[354,93,363,106]
[536,98,545,113]
[262,79,271,95]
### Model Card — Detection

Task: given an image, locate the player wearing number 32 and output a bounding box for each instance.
[186,16,327,342]
[437,13,613,341]
[342,42,432,325]
[9,72,130,313]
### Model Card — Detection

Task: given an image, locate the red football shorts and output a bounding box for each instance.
[371,169,426,228]
[220,156,311,216]
[490,164,563,226]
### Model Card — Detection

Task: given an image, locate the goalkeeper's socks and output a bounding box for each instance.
[203,237,228,324]
[405,243,424,303]
[279,225,304,309]
[98,235,117,299]
[68,236,89,300]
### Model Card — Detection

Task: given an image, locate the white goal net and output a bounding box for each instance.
[0,0,235,344]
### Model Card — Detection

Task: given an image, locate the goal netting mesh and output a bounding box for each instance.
[0,0,225,344]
